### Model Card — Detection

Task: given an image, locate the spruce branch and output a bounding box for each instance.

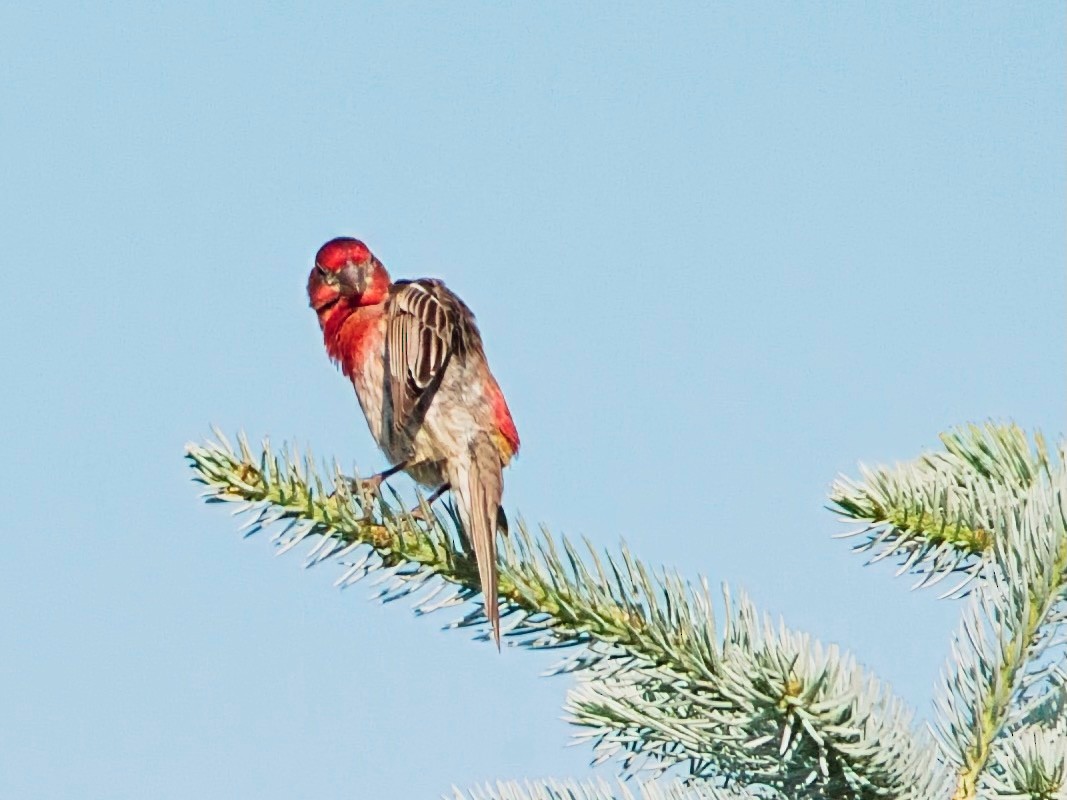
[566,590,946,798]
[830,423,1051,595]
[448,778,759,800]
[186,432,933,795]
[934,459,1067,800]
[980,718,1067,799]
[185,430,718,656]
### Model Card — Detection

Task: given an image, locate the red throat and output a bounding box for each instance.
[319,300,386,377]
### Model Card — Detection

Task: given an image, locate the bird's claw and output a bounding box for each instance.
[348,474,385,500]
[406,504,435,524]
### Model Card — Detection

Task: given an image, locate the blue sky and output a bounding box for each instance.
[1,3,1063,798]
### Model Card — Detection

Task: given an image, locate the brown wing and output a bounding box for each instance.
[384,279,482,448]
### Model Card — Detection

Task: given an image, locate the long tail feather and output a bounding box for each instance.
[449,433,504,649]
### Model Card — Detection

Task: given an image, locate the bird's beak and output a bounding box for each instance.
[337,262,365,297]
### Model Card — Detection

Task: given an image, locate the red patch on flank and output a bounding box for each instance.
[485,377,520,457]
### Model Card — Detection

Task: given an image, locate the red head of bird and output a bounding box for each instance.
[307,237,392,322]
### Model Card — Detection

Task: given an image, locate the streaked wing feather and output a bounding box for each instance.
[385,280,481,444]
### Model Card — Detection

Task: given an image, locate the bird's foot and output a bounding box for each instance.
[405,504,435,525]
[349,473,385,497]
[347,461,409,499]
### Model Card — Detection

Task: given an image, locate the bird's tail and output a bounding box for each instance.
[449,433,504,650]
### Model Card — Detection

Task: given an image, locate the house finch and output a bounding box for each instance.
[307,237,520,648]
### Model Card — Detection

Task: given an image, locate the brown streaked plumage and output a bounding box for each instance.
[308,237,519,648]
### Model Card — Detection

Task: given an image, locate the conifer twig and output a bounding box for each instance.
[835,423,1067,799]
[186,423,1067,799]
[186,431,934,796]
[830,423,1051,596]
[936,466,1067,800]
[448,778,758,800]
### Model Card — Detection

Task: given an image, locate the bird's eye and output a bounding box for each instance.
[315,264,341,285]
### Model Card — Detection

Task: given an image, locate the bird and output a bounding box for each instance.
[307,236,520,648]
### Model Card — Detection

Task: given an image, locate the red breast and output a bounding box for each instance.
[323,303,386,380]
